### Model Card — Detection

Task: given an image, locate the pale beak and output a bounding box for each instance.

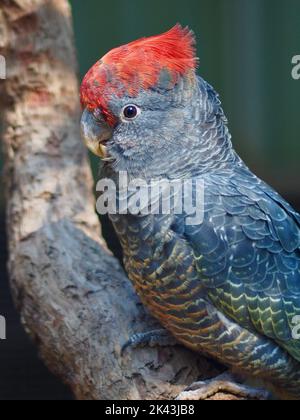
[80,109,113,160]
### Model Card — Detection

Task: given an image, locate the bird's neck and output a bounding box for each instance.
[138,77,239,180]
[171,78,238,178]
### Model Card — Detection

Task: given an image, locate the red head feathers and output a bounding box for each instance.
[80,24,197,126]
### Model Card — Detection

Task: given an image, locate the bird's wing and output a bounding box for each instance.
[183,166,300,361]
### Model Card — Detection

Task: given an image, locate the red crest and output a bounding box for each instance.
[80,25,197,126]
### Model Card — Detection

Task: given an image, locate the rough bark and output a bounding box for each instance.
[0,0,240,400]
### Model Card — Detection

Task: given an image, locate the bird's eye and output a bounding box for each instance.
[92,109,103,121]
[122,105,140,121]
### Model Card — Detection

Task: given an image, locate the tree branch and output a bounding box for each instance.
[0,0,237,400]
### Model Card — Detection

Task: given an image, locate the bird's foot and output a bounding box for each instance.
[122,329,177,354]
[176,373,271,400]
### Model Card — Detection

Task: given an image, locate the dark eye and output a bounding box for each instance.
[122,105,140,120]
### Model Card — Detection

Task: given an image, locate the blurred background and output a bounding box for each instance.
[0,0,299,400]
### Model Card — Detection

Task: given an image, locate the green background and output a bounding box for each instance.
[70,0,300,197]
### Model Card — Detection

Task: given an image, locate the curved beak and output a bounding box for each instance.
[80,109,113,160]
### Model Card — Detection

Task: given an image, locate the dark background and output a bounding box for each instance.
[0,0,299,400]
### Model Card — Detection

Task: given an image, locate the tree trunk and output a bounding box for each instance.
[0,0,241,400]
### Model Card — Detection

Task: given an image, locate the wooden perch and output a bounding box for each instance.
[0,0,246,400]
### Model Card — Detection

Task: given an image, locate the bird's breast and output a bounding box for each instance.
[110,212,207,335]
